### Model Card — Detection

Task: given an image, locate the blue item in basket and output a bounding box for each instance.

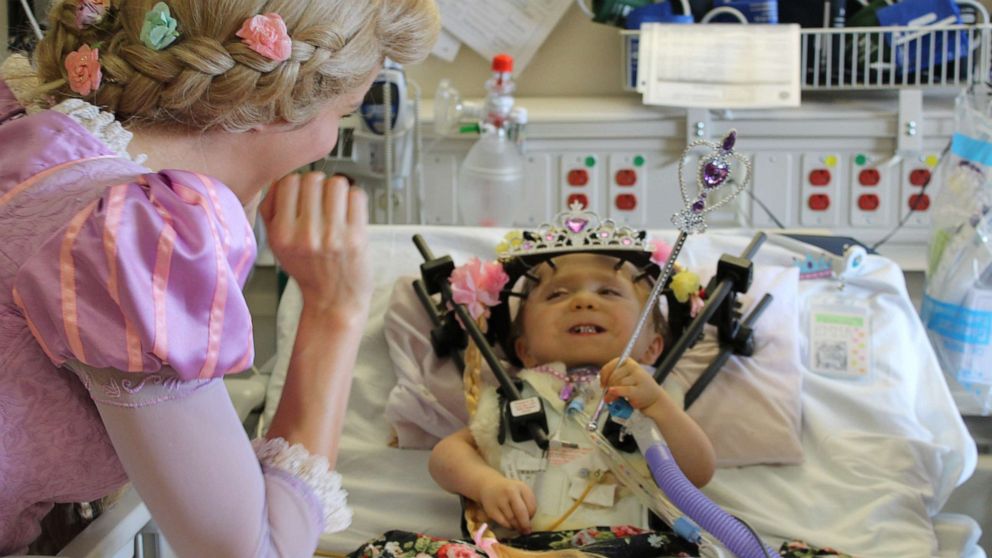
[624,2,693,90]
[877,0,967,73]
[624,2,694,28]
[711,0,778,24]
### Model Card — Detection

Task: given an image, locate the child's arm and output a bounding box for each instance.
[429,427,537,533]
[600,358,716,487]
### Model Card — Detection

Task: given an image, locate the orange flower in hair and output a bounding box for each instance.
[64,45,102,96]
[236,13,292,62]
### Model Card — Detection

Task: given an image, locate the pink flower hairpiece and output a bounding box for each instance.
[76,0,106,29]
[450,257,510,321]
[649,239,673,266]
[64,44,102,96]
[236,13,292,62]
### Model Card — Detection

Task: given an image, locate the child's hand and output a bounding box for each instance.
[478,477,536,534]
[600,357,665,411]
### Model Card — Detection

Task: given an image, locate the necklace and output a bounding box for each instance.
[533,365,599,401]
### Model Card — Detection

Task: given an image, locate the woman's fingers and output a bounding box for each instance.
[346,186,368,230]
[321,175,350,230]
[299,171,326,228]
[271,173,301,230]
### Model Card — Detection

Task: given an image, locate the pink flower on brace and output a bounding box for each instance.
[64,45,101,96]
[450,257,509,321]
[75,0,106,29]
[649,239,673,265]
[236,13,292,62]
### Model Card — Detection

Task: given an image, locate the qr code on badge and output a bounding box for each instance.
[814,341,848,372]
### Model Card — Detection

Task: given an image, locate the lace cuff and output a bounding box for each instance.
[251,437,352,534]
[68,362,213,408]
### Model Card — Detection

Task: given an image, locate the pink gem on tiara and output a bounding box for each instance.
[565,217,589,233]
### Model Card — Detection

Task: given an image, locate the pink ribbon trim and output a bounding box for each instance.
[473,523,500,558]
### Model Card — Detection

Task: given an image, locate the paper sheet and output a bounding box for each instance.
[638,24,801,108]
[436,0,573,72]
[431,28,461,62]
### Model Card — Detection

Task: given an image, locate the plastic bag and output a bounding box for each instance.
[923,85,992,415]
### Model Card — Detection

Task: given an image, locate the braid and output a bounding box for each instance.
[462,318,486,418]
[30,0,440,131]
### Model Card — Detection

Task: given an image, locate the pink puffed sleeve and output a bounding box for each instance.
[13,170,256,380]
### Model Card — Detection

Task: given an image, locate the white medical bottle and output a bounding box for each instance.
[457,53,523,226]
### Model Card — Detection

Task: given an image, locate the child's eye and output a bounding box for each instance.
[599,288,622,296]
[546,289,568,300]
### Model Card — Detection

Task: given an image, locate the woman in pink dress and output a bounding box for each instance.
[0,1,438,555]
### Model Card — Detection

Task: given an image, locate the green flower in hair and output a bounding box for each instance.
[140,2,180,51]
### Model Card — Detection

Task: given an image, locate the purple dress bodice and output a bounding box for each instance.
[0,78,255,552]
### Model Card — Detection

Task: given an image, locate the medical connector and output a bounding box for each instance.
[622,405,777,558]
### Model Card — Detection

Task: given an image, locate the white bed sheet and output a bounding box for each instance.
[264,226,980,558]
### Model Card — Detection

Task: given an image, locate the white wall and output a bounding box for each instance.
[405,4,628,99]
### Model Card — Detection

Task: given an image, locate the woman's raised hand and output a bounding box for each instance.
[260,172,373,314]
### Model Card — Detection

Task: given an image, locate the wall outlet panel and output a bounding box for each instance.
[607,153,648,225]
[900,153,940,228]
[800,152,843,227]
[559,153,601,214]
[849,153,893,228]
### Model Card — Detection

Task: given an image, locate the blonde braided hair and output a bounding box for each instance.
[32,0,439,132]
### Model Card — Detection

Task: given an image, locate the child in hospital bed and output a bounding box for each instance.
[349,225,851,558]
[428,251,713,557]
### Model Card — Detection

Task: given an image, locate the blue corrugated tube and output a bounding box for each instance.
[624,407,778,558]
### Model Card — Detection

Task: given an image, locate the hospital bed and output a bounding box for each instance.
[27,226,981,558]
[262,225,983,558]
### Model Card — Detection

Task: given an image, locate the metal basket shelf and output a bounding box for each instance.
[622,23,992,92]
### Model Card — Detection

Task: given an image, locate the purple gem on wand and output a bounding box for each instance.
[702,161,729,188]
[722,130,736,152]
[691,199,705,213]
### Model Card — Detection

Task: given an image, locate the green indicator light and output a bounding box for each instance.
[633,155,645,167]
[855,154,867,166]
[584,156,596,167]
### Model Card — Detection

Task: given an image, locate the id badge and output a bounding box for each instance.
[807,293,872,379]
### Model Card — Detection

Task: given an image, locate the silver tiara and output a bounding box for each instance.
[496,202,651,263]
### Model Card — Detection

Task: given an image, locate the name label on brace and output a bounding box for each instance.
[509,397,542,417]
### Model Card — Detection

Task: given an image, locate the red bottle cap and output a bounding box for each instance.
[492,53,513,73]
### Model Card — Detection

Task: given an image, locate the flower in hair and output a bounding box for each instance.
[450,258,509,321]
[140,2,180,51]
[76,0,106,29]
[64,45,102,96]
[495,230,524,254]
[670,270,700,304]
[236,13,292,62]
[649,239,673,265]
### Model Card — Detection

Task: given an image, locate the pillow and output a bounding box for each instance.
[383,263,804,467]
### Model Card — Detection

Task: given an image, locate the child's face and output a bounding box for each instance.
[514,253,664,369]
